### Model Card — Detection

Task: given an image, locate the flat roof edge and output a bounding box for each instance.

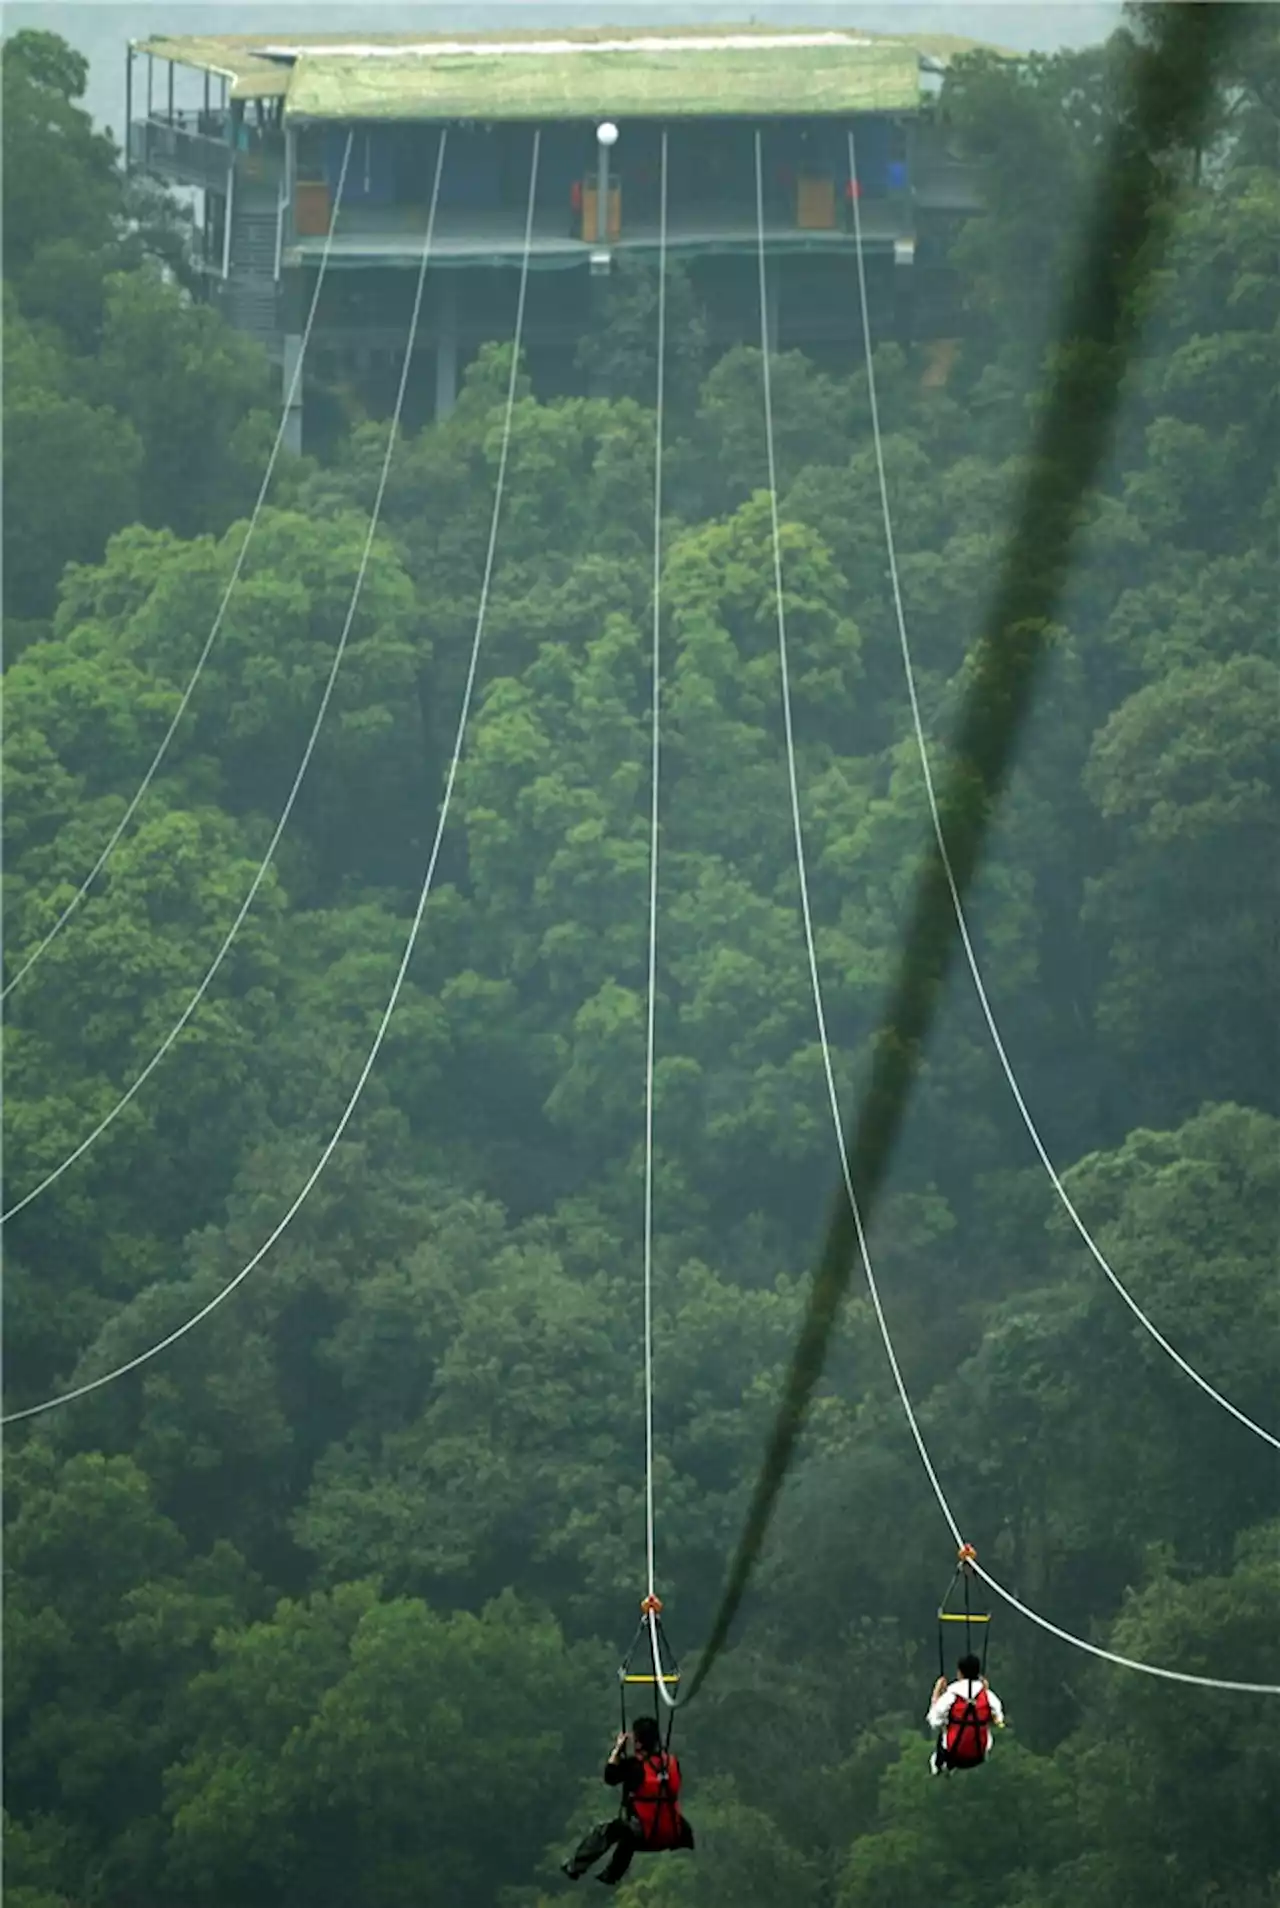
[133,26,993,106]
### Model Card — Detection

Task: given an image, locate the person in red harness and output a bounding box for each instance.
[561,1716,695,1886]
[928,1652,1005,1773]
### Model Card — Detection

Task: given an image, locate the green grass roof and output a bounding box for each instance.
[135,27,951,115]
[283,36,922,122]
[135,35,292,98]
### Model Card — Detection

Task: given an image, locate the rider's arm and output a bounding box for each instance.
[927,1682,955,1730]
[604,1733,629,1784]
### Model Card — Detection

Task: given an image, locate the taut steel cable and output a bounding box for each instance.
[3,140,446,1222]
[3,130,544,1422]
[672,17,1261,1705]
[2,133,357,1000]
[756,129,1278,1698]
[844,127,1278,1452]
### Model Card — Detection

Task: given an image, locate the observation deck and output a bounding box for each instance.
[126,25,987,443]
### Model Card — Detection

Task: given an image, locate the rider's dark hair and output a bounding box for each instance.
[957,1653,982,1679]
[632,1716,661,1754]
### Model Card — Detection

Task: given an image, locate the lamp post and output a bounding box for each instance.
[596,120,618,245]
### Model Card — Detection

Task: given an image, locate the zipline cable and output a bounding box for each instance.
[1,140,448,1225]
[670,8,1261,1708]
[752,132,1279,1700]
[1,134,357,1003]
[640,131,682,1715]
[844,130,1279,1453]
[642,127,670,1617]
[1,128,542,1423]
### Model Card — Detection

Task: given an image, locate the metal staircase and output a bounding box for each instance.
[224,179,281,353]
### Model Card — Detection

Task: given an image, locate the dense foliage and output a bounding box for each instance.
[4,16,1278,1907]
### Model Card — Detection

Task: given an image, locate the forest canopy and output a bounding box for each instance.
[3,12,1278,1908]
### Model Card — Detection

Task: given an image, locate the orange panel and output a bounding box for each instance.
[295,179,331,237]
[797,174,836,230]
[582,181,622,242]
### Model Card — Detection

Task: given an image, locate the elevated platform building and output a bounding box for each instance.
[127,26,985,444]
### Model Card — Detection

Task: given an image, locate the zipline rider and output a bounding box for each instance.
[562,1715,694,1887]
[929,1652,1006,1774]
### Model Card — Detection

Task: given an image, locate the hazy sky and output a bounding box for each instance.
[6,1,1125,135]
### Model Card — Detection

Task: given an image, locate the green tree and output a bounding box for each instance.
[3,1446,258,1903]
[4,27,1278,1906]
[1083,658,1280,1119]
[577,256,710,411]
[166,1585,598,1908]
[837,1733,1070,1908]
[1055,1528,1280,1908]
[89,270,275,541]
[2,302,143,620]
[1,30,120,286]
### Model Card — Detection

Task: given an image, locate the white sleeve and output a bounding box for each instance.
[927,1685,954,1730]
[986,1688,1005,1725]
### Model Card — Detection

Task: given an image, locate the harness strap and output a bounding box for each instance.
[628,1752,684,1848]
[941,1689,992,1766]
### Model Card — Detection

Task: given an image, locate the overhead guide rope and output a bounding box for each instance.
[3,129,544,1423]
[1,133,357,1002]
[844,130,1278,1453]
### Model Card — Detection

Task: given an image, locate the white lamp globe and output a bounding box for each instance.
[597,121,619,147]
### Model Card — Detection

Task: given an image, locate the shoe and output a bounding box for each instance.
[561,1860,582,1882]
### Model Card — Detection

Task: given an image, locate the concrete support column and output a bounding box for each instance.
[435,274,459,420]
[586,262,612,397]
[280,264,305,333]
[282,332,304,453]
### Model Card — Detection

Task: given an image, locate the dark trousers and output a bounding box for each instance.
[564,1818,639,1886]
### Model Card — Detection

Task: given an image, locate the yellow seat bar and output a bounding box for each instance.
[622,1672,681,1683]
[938,1612,991,1622]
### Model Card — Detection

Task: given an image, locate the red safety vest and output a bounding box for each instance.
[629,1751,685,1850]
[944,1684,993,1768]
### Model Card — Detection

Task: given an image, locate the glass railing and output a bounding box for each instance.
[130,116,283,191]
[130,118,231,190]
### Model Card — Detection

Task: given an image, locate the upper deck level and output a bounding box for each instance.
[127,25,984,273]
